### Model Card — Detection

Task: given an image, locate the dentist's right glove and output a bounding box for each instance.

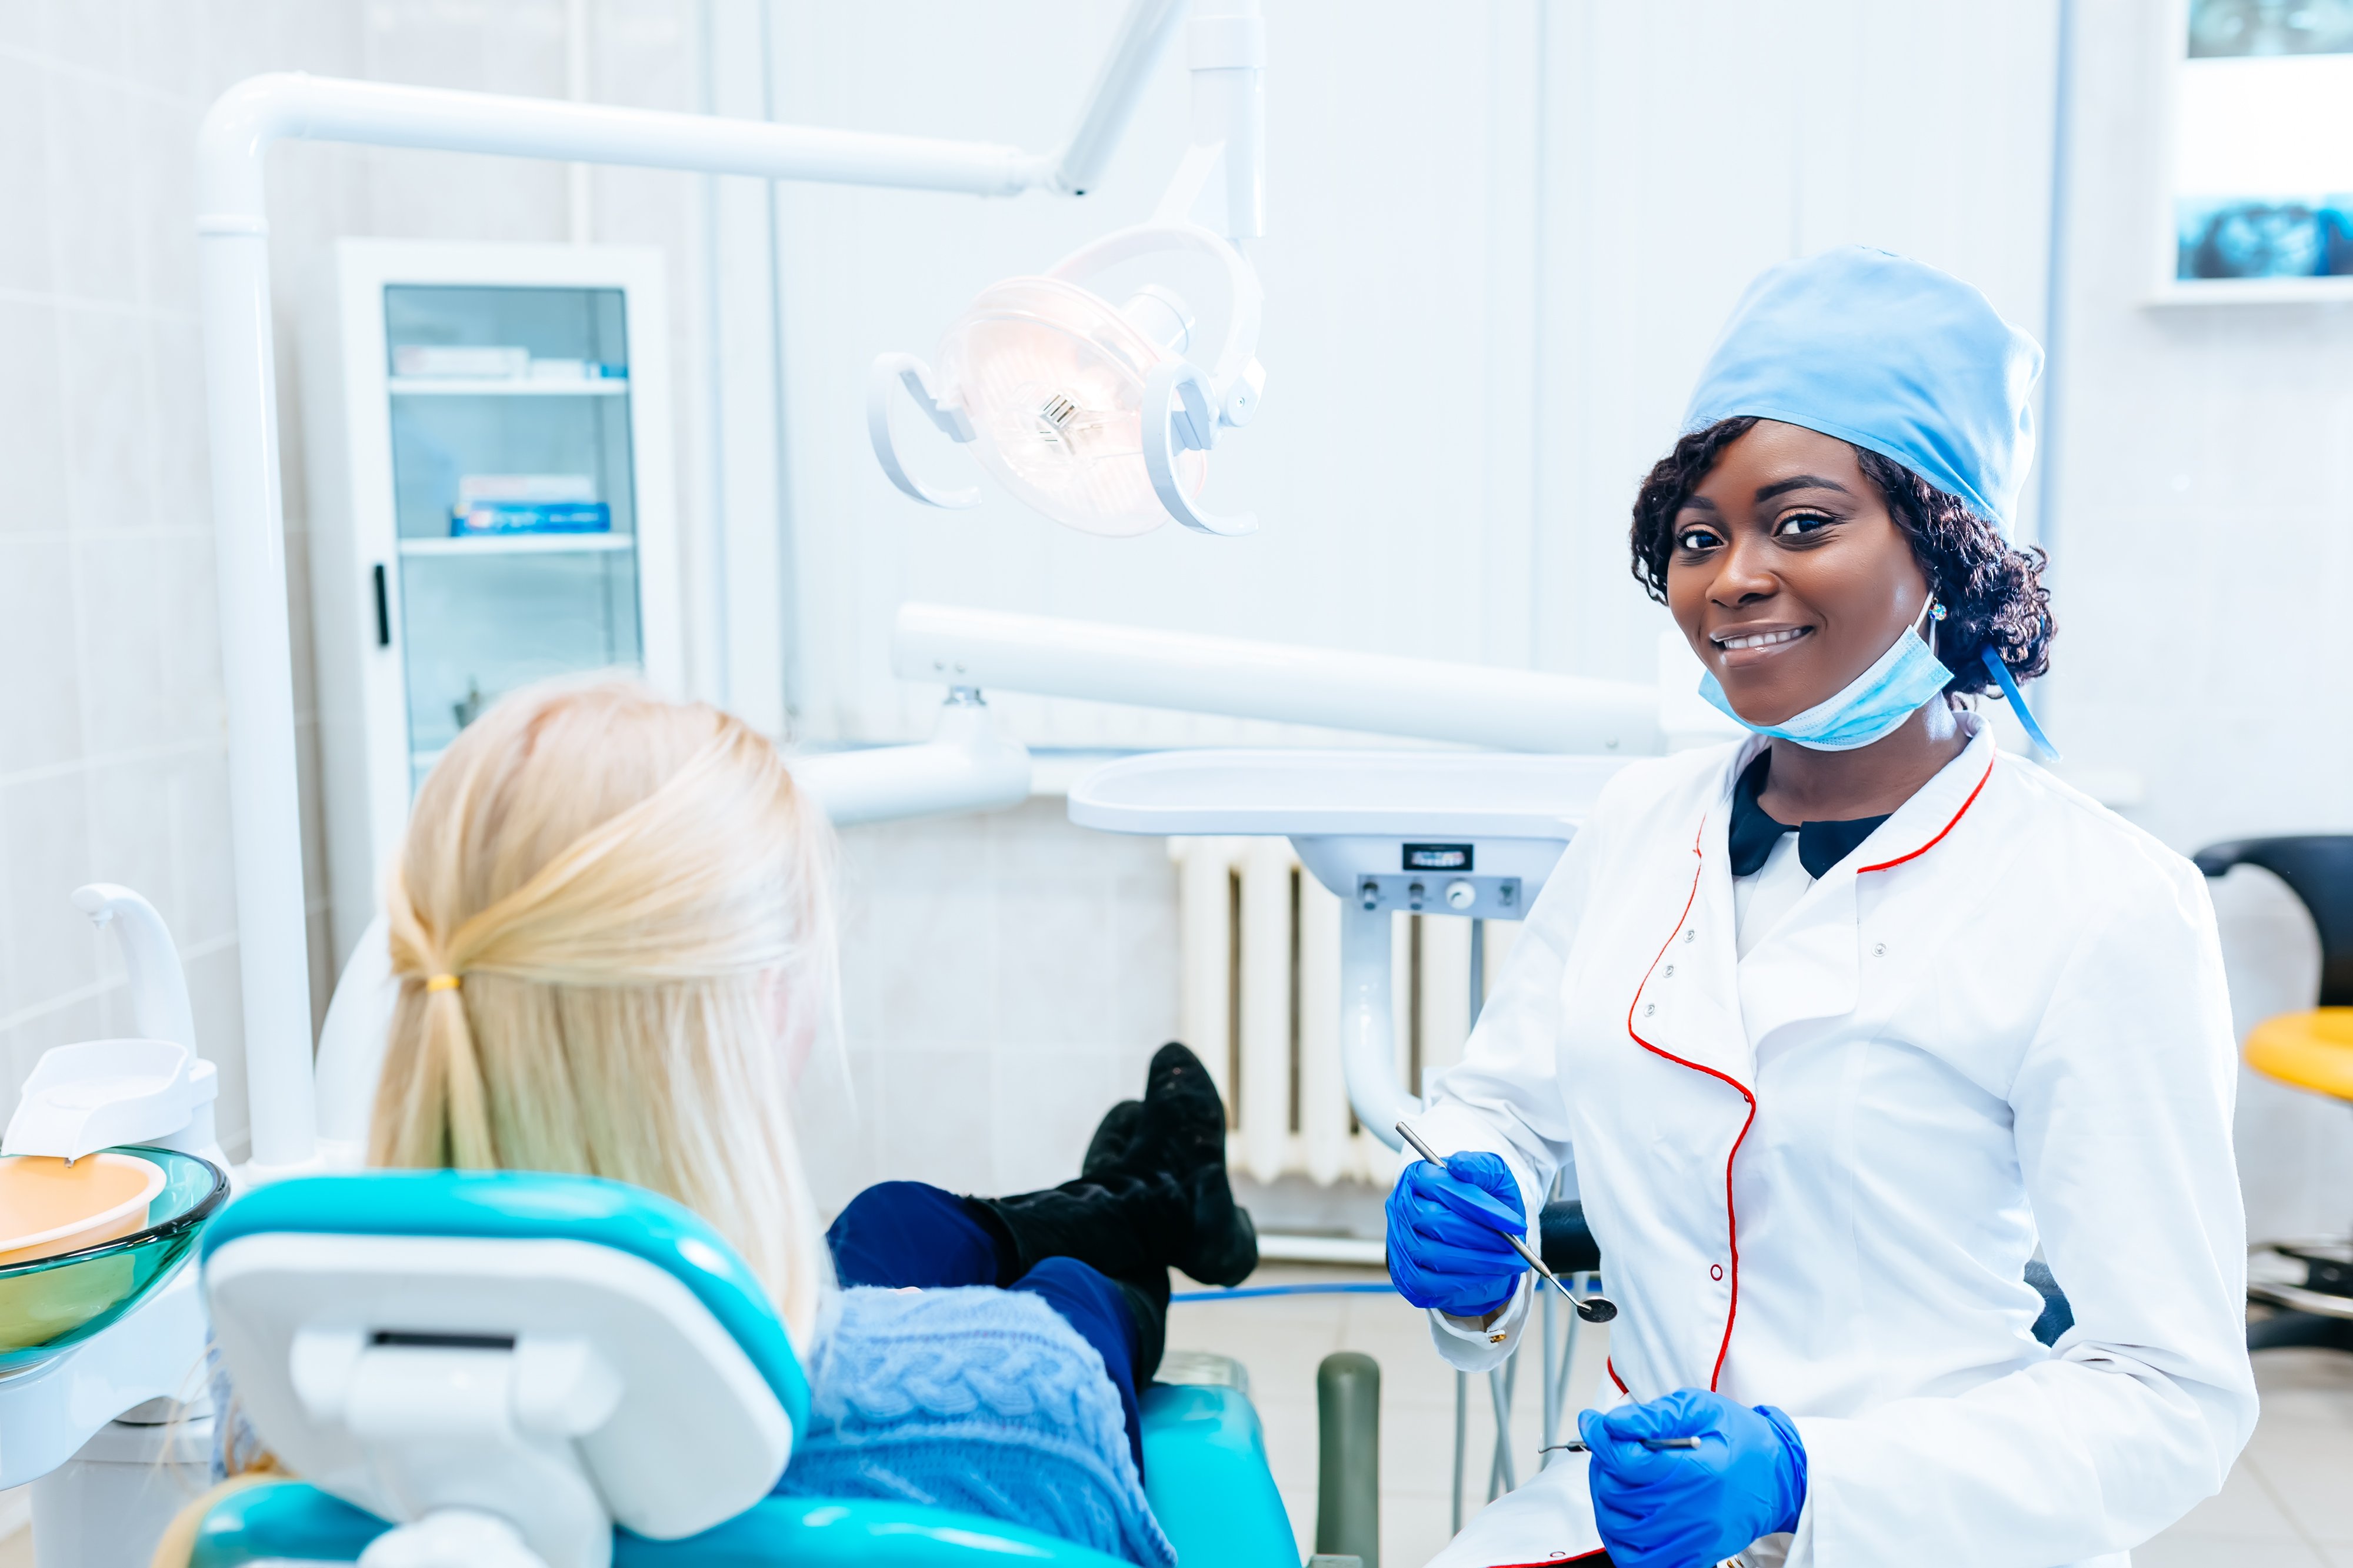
[1384,1149,1528,1317]
[1579,1388,1807,1568]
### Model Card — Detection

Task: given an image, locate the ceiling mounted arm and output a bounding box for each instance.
[1050,0,1191,196]
[1184,0,1265,242]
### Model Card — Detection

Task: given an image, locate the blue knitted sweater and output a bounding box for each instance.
[774,1286,1176,1568]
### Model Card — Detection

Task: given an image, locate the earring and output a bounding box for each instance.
[1929,600,1948,621]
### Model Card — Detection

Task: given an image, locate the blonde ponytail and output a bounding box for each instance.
[368,678,838,1344]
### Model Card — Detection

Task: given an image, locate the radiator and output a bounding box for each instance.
[1171,836,1521,1186]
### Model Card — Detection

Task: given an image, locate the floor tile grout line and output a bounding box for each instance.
[2221,1440,2338,1556]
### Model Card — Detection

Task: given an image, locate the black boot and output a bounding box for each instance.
[1120,1042,1230,1179]
[1082,1100,1143,1178]
[965,1043,1258,1290]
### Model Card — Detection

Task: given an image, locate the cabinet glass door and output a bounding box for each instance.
[384,284,643,788]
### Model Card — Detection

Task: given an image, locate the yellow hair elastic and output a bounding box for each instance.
[425,974,462,992]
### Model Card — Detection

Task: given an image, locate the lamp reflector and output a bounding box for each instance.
[937,277,1207,538]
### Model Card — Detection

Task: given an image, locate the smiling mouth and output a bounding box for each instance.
[1713,626,1813,652]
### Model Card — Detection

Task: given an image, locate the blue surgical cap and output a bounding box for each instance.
[1681,246,2043,532]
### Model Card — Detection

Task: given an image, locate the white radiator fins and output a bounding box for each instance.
[1297,873,1347,1187]
[1172,836,1512,1189]
[1237,838,1295,1186]
[1175,835,1242,1116]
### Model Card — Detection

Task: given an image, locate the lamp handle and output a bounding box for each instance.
[866,353,981,509]
[1046,221,1264,399]
[1142,361,1257,537]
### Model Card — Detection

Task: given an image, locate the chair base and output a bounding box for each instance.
[2249,1239,2353,1323]
[2249,1309,2353,1353]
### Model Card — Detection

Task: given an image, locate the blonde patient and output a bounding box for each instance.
[158,678,1256,1568]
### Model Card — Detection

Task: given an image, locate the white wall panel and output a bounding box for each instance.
[759,1,2061,740]
[2047,0,2353,854]
[1539,0,2059,684]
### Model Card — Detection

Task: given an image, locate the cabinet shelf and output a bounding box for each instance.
[399,534,634,556]
[388,378,629,396]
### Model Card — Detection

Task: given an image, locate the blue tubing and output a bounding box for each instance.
[1170,1283,1400,1301]
[1171,1277,1608,1303]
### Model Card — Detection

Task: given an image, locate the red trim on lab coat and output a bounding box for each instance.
[1625,821,1758,1393]
[1856,752,1997,873]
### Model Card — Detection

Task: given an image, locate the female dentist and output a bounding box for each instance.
[1393,248,2256,1568]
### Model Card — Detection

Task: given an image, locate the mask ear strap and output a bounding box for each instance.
[1979,645,2061,762]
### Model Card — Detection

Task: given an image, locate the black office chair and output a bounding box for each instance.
[2195,836,2353,1352]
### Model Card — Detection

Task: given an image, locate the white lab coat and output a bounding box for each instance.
[1417,716,2257,1568]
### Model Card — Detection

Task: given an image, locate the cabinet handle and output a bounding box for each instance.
[372,563,391,648]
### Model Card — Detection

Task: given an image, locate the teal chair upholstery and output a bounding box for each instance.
[194,1172,1295,1567]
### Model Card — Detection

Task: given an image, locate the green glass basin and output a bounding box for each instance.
[0,1146,228,1378]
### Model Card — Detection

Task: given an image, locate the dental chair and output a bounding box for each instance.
[2198,835,2353,1352]
[186,1172,1297,1567]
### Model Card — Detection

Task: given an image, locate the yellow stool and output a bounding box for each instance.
[2246,1008,2353,1104]
[2197,836,2353,1345]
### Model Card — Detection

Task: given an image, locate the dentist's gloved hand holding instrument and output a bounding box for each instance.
[1389,1121,1617,1324]
[1577,1389,1808,1568]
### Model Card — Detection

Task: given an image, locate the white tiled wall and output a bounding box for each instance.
[0,0,705,1156]
[0,0,358,1154]
[798,796,1183,1213]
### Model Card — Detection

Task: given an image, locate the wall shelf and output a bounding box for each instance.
[398,534,635,556]
[387,378,630,396]
[2146,278,2353,308]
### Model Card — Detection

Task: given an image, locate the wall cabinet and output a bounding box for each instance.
[304,241,682,963]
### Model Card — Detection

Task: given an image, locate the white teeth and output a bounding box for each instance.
[1717,628,1809,651]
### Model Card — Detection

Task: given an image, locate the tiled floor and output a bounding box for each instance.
[2137,1349,2353,1567]
[1166,1265,2353,1567]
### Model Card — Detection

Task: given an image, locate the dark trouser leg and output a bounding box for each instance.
[1012,1257,1157,1478]
[825,1180,1001,1288]
[825,1182,1161,1473]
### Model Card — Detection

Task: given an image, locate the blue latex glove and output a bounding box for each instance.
[1579,1389,1807,1568]
[1384,1150,1528,1317]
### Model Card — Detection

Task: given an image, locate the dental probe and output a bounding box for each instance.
[1394,1122,1619,1325]
[1541,1437,1704,1454]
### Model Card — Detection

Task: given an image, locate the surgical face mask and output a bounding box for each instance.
[1699,602,1954,752]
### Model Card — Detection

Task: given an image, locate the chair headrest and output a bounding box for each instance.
[202,1169,810,1434]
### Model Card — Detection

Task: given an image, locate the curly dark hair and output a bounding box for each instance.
[1627,416,2054,696]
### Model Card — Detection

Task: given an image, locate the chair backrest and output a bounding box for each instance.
[200,1170,811,1568]
[2196,836,2353,1006]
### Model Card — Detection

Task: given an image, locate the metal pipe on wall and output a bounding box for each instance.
[895,602,1663,756]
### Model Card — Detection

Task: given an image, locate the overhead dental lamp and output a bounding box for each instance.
[869,7,1268,537]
